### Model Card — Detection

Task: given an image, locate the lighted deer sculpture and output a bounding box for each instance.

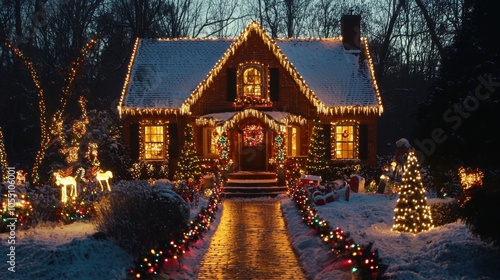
[15,170,27,185]
[53,171,77,203]
[95,170,113,192]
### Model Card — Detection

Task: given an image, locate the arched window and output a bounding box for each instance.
[242,67,262,98]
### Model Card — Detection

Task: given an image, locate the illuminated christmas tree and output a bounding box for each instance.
[392,148,433,233]
[174,123,201,181]
[305,119,329,176]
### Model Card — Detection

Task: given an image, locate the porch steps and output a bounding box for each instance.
[223,171,287,198]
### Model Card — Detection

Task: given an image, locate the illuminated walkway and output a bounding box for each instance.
[197,199,306,280]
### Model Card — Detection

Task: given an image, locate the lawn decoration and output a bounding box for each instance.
[95,170,113,192]
[392,148,433,233]
[15,170,27,185]
[393,138,411,180]
[457,166,484,206]
[53,171,77,203]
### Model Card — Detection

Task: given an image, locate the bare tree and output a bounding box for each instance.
[114,0,163,39]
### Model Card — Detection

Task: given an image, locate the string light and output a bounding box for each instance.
[392,148,433,233]
[118,22,383,117]
[457,166,484,206]
[6,37,99,184]
[0,127,8,182]
[290,186,385,278]
[129,178,222,278]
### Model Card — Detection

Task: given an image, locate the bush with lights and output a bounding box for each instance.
[0,186,34,232]
[392,148,434,233]
[94,181,191,255]
[128,176,222,279]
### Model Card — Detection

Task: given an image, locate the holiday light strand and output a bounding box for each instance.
[290,186,385,278]
[0,127,8,182]
[392,149,433,233]
[129,182,222,278]
[5,41,49,184]
[51,36,99,135]
[118,22,383,117]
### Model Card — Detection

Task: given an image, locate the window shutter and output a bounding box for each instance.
[130,123,140,161]
[270,68,279,101]
[227,68,237,101]
[168,123,179,159]
[322,124,331,159]
[359,124,368,160]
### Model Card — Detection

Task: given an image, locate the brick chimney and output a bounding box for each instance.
[341,14,361,50]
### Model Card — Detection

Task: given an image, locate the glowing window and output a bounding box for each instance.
[335,125,355,159]
[204,127,219,156]
[144,126,164,160]
[243,67,262,98]
[287,126,300,156]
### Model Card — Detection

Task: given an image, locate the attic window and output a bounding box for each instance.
[243,67,262,98]
[234,62,271,107]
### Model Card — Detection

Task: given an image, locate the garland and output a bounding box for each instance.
[290,186,387,279]
[129,181,222,278]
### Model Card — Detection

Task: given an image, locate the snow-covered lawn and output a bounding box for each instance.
[1,192,499,279]
[281,192,500,280]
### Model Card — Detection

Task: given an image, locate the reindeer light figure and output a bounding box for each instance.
[457,166,484,206]
[95,170,113,192]
[15,170,27,185]
[53,171,77,203]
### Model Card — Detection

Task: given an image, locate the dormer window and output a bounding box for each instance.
[243,67,262,98]
[232,62,273,107]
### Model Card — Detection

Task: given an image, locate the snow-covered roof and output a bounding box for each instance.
[275,39,377,108]
[122,39,233,110]
[118,21,383,117]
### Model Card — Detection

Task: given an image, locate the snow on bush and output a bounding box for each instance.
[93,180,189,255]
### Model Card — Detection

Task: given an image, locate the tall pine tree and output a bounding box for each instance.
[415,0,500,172]
[174,123,201,181]
[414,0,500,245]
[305,119,329,177]
[392,148,433,233]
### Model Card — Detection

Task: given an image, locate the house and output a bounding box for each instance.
[118,15,383,180]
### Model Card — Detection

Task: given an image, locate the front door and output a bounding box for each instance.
[240,123,266,171]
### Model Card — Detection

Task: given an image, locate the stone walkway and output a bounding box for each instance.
[197,199,306,280]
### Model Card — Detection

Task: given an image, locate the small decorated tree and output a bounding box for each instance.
[392,148,433,233]
[174,123,201,181]
[305,119,329,177]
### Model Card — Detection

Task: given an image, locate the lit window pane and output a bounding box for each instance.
[144,125,164,160]
[335,125,355,159]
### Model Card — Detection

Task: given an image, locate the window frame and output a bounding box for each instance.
[331,122,359,160]
[203,127,219,157]
[287,125,300,156]
[237,62,269,101]
[140,120,168,161]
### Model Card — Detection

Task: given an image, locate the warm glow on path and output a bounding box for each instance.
[197,199,305,279]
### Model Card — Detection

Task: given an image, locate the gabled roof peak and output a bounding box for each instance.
[118,20,383,117]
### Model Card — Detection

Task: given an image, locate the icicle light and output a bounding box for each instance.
[118,22,384,117]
